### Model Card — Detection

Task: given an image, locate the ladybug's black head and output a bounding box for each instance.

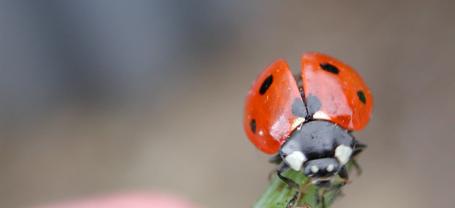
[280,120,354,186]
[303,158,340,187]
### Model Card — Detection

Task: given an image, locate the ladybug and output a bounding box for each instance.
[243,52,372,206]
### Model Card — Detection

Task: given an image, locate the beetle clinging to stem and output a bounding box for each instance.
[244,52,373,207]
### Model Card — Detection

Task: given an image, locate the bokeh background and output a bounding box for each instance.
[1,1,454,207]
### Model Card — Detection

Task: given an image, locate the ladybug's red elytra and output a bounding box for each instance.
[243,52,373,207]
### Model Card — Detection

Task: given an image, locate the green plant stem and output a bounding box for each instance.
[254,164,353,208]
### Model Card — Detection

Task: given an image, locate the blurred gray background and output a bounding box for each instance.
[1,1,454,207]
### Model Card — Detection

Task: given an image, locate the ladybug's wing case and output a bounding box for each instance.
[244,59,307,154]
[301,52,373,130]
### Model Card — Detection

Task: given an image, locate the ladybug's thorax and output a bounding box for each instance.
[280,120,354,181]
[281,120,353,159]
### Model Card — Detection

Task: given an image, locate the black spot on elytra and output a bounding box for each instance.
[259,75,273,95]
[292,98,307,117]
[357,90,367,104]
[320,63,339,74]
[250,119,257,133]
[306,95,322,115]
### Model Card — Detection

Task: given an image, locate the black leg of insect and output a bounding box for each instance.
[269,153,282,164]
[351,141,367,176]
[278,168,312,208]
[338,166,350,184]
[316,183,345,208]
[315,183,345,208]
[268,154,283,181]
[276,164,299,207]
[316,188,328,208]
[276,163,304,208]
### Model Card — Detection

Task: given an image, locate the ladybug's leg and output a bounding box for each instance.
[317,186,342,208]
[352,141,367,157]
[267,154,283,181]
[351,159,363,176]
[316,188,327,208]
[329,183,345,199]
[338,166,350,184]
[351,141,367,175]
[276,163,300,208]
[269,153,282,164]
[287,193,299,208]
[277,163,299,189]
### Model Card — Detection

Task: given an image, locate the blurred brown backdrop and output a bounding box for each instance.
[1,1,454,207]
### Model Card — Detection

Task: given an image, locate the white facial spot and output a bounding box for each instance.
[291,117,305,130]
[326,164,335,172]
[313,111,330,120]
[284,151,307,171]
[335,145,353,165]
[310,165,319,173]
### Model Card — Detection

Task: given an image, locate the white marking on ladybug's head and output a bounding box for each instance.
[313,111,330,120]
[335,145,353,165]
[291,117,306,130]
[326,164,335,172]
[310,165,319,173]
[284,151,307,171]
